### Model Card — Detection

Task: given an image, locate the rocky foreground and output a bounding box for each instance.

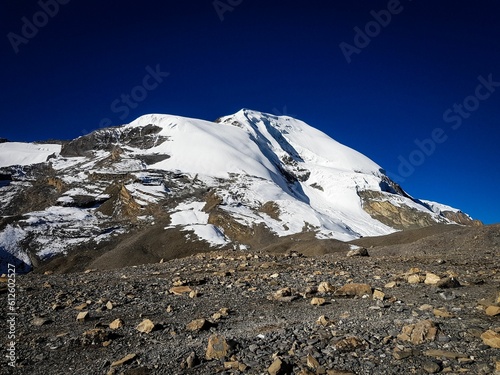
[1,225,499,375]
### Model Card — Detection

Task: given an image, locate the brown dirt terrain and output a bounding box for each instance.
[1,224,499,374]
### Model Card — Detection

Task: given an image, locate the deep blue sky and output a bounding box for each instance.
[1,1,499,224]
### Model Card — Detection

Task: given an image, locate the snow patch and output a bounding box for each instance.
[167,201,228,246]
[0,142,61,167]
[421,200,461,214]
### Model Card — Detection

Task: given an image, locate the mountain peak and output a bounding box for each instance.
[0,110,479,273]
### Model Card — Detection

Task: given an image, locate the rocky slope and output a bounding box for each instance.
[0,110,480,274]
[1,224,499,374]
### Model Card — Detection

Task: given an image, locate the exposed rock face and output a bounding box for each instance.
[441,210,482,226]
[359,190,443,230]
[0,163,64,216]
[97,184,141,220]
[359,188,481,229]
[202,190,223,213]
[208,209,256,243]
[46,177,65,192]
[60,124,168,157]
[259,201,281,221]
[359,190,482,230]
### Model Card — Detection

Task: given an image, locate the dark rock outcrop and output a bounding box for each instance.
[61,124,168,157]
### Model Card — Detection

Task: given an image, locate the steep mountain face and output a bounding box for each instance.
[0,109,478,273]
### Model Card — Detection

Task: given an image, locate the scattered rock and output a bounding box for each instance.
[372,289,385,301]
[346,247,369,257]
[185,351,199,368]
[219,307,229,316]
[302,285,318,298]
[407,274,421,284]
[109,319,124,330]
[333,336,367,352]
[31,316,51,326]
[436,277,461,289]
[334,283,372,298]
[111,353,136,367]
[433,308,454,318]
[422,360,441,373]
[169,286,193,295]
[136,319,155,333]
[269,287,298,302]
[317,281,334,293]
[238,363,248,371]
[52,303,63,311]
[211,312,223,320]
[106,301,113,310]
[480,330,500,348]
[74,302,88,310]
[485,305,500,316]
[205,334,229,360]
[397,320,438,344]
[311,297,326,306]
[186,318,208,332]
[424,273,441,285]
[316,315,332,326]
[76,311,89,322]
[189,290,199,298]
[212,307,230,321]
[306,354,320,370]
[268,357,285,375]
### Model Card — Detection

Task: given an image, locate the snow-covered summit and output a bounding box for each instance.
[77,108,470,239]
[127,109,383,177]
[222,109,384,174]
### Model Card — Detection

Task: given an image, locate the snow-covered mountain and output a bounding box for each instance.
[0,109,479,273]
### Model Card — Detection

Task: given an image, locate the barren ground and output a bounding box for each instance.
[1,224,499,375]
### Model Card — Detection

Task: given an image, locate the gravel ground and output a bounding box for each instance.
[1,225,499,375]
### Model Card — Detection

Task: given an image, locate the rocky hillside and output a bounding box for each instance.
[0,110,480,274]
[1,224,499,374]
